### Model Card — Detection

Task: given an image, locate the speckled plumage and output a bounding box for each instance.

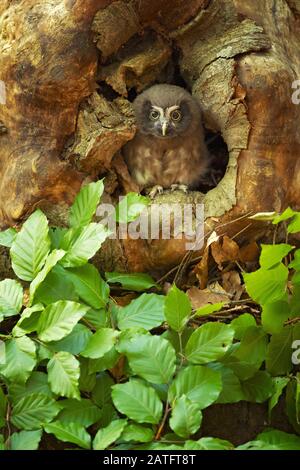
[123,84,208,194]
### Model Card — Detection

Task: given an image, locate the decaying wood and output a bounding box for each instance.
[0,0,300,273]
[0,0,110,224]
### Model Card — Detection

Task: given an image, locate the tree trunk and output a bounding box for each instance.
[0,0,300,274]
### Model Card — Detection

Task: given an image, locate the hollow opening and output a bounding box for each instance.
[96,31,230,195]
[200,131,229,194]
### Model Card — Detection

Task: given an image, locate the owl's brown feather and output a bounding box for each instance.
[123,85,208,192]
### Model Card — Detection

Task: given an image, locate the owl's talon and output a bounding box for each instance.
[171,184,189,193]
[148,185,164,198]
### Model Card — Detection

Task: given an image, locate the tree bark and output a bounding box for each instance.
[0,0,300,273]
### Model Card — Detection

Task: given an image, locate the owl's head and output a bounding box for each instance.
[133,84,202,139]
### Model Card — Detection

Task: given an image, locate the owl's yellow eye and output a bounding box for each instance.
[149,110,160,121]
[170,110,182,121]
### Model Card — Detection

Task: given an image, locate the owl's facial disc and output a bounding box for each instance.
[150,105,183,138]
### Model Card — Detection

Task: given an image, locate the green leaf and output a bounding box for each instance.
[34,270,79,305]
[12,304,44,337]
[238,429,300,450]
[162,328,193,353]
[262,300,290,334]
[81,328,119,359]
[241,371,273,403]
[185,322,234,364]
[57,398,102,427]
[0,279,23,318]
[259,244,294,269]
[151,383,168,402]
[0,336,36,384]
[195,302,227,317]
[292,271,300,286]
[29,249,65,305]
[266,326,294,376]
[10,210,50,281]
[64,264,109,309]
[49,227,68,249]
[123,334,176,384]
[50,323,92,355]
[286,377,300,434]
[0,386,7,428]
[88,347,120,374]
[91,372,114,407]
[116,328,150,354]
[289,282,300,317]
[289,248,300,271]
[220,358,261,381]
[117,293,165,331]
[9,371,53,403]
[243,263,288,305]
[164,285,191,332]
[231,314,257,340]
[169,395,202,438]
[84,308,107,330]
[220,340,264,381]
[116,193,150,223]
[272,207,296,224]
[69,180,104,227]
[93,419,127,450]
[98,404,119,428]
[44,421,91,449]
[105,272,157,292]
[232,326,268,369]
[112,379,163,424]
[9,430,42,450]
[78,358,96,393]
[121,423,154,443]
[37,300,89,342]
[0,227,17,247]
[288,213,300,234]
[209,363,244,404]
[11,393,60,430]
[47,351,80,399]
[184,437,234,450]
[268,377,290,419]
[61,223,109,268]
[168,365,222,410]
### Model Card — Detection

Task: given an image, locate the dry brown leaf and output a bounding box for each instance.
[222,270,244,301]
[110,356,126,381]
[187,285,230,310]
[193,246,210,289]
[211,236,240,268]
[239,241,260,263]
[112,293,137,306]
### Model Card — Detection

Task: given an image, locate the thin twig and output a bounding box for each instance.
[286,317,300,325]
[81,317,97,332]
[231,223,253,241]
[178,332,185,369]
[155,403,171,441]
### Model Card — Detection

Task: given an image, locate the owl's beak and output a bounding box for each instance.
[161,120,169,136]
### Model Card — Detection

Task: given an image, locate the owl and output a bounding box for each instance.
[123,84,208,197]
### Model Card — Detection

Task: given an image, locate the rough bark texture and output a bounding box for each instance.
[0,0,300,273]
